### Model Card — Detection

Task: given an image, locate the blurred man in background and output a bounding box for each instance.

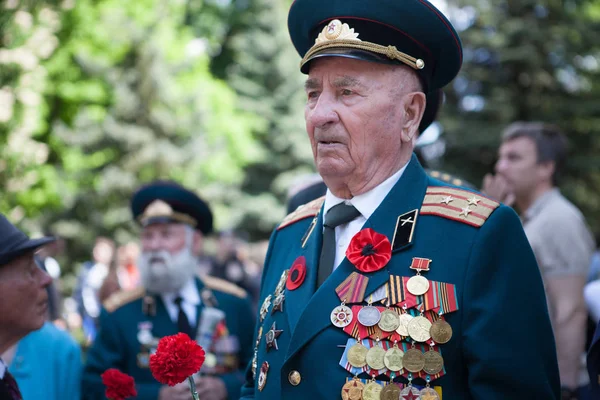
[0,213,54,399]
[483,122,595,400]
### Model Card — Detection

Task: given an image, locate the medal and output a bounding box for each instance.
[357,305,381,327]
[362,381,382,400]
[258,361,269,391]
[251,350,258,379]
[347,340,369,368]
[259,294,272,322]
[430,319,452,344]
[408,315,432,342]
[341,377,365,400]
[380,383,401,400]
[272,292,285,314]
[366,342,386,370]
[275,269,289,296]
[403,347,425,373]
[331,305,354,328]
[332,272,368,328]
[396,311,413,337]
[423,348,444,375]
[265,321,283,352]
[378,309,400,332]
[420,387,440,400]
[400,385,420,400]
[383,342,404,372]
[406,257,432,296]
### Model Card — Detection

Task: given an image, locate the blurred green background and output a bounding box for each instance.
[1,0,600,290]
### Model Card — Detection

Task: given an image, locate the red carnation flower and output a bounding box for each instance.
[346,228,392,273]
[149,333,206,386]
[101,369,137,400]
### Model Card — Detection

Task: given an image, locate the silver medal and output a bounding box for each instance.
[357,305,381,327]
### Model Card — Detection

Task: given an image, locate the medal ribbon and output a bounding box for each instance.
[335,272,369,303]
[410,257,431,272]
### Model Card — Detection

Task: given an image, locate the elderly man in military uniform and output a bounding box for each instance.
[82,181,254,400]
[240,0,560,399]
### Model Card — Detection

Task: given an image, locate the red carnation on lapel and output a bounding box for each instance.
[346,228,392,273]
[101,368,137,400]
[149,333,205,386]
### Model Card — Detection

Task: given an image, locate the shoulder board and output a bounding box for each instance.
[427,170,474,189]
[202,275,247,299]
[278,196,325,230]
[103,286,145,313]
[420,186,500,228]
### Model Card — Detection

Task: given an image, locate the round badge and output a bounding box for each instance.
[365,345,386,370]
[347,342,368,368]
[430,319,453,344]
[286,256,306,291]
[407,315,432,342]
[396,313,414,337]
[406,275,430,296]
[383,346,404,372]
[330,305,354,328]
[380,383,401,400]
[403,348,425,373]
[341,379,365,400]
[423,350,444,375]
[420,387,440,399]
[357,306,381,327]
[362,382,382,400]
[400,386,420,398]
[378,309,401,332]
[257,361,269,392]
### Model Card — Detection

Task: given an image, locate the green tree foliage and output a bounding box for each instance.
[1,0,260,269]
[439,0,600,235]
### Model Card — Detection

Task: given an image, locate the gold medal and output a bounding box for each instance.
[408,315,432,342]
[423,349,444,375]
[347,342,368,368]
[420,387,441,400]
[362,382,382,400]
[396,313,413,337]
[378,309,400,332]
[430,319,453,344]
[341,378,364,400]
[379,383,401,400]
[406,274,430,296]
[402,348,425,373]
[383,345,404,372]
[366,344,386,370]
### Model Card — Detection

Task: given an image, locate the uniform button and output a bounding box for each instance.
[288,370,301,386]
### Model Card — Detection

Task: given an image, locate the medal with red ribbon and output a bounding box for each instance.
[331,272,369,328]
[406,257,432,296]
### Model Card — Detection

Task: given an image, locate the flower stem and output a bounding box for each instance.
[187,376,200,400]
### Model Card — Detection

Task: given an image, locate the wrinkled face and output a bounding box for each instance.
[0,252,51,343]
[495,136,549,197]
[138,223,197,294]
[304,57,413,193]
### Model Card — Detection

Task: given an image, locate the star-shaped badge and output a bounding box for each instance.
[467,196,480,206]
[259,294,272,322]
[459,206,472,217]
[271,293,285,314]
[265,321,283,352]
[440,195,454,205]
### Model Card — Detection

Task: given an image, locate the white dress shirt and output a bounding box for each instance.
[161,279,201,327]
[323,164,407,271]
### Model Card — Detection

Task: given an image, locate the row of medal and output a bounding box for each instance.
[341,377,441,400]
[339,338,445,379]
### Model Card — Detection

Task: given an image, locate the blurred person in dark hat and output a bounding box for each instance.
[0,213,54,400]
[82,181,254,400]
[241,0,559,399]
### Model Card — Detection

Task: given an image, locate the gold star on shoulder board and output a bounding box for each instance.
[467,196,480,207]
[459,206,472,217]
[440,196,454,205]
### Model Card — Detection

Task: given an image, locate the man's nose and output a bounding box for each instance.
[495,158,508,174]
[144,235,163,252]
[307,92,340,128]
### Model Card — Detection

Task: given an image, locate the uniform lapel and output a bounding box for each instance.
[285,155,429,361]
[285,212,323,331]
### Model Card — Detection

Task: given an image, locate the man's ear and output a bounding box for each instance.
[538,160,556,183]
[192,231,204,256]
[400,91,426,143]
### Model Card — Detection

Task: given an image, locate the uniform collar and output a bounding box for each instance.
[161,278,201,306]
[323,163,408,220]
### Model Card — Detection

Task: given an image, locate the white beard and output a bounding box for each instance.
[138,246,197,294]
